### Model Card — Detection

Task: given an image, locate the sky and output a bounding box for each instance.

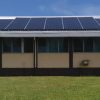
[0,0,100,16]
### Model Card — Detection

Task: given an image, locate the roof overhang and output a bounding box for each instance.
[0,16,100,18]
[0,31,100,37]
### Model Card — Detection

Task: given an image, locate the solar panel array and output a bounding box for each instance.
[0,17,100,31]
[95,19,100,26]
[45,18,63,30]
[0,19,13,30]
[79,17,100,30]
[26,18,45,30]
[63,17,82,30]
[7,18,29,30]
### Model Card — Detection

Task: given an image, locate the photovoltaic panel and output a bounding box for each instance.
[7,18,30,30]
[0,17,100,31]
[0,19,13,30]
[25,18,45,30]
[95,19,100,26]
[78,17,100,30]
[63,17,82,30]
[45,18,63,30]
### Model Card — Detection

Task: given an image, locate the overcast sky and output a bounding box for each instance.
[0,0,100,16]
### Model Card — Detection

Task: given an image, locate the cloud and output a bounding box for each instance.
[37,0,100,16]
[51,7,73,15]
[50,1,100,16]
[79,5,100,16]
[36,0,73,15]
[50,0,76,15]
[38,5,46,12]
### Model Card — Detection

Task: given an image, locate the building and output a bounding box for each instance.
[0,16,100,69]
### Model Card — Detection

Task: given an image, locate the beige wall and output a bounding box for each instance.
[73,53,100,68]
[2,53,100,68]
[2,53,34,68]
[38,53,69,68]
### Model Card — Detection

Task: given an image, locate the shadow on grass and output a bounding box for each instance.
[0,68,100,76]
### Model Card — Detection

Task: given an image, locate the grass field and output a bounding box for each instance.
[0,76,100,100]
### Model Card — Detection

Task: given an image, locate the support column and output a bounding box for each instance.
[0,38,2,68]
[34,37,38,68]
[69,38,73,68]
[33,37,35,68]
[36,37,38,68]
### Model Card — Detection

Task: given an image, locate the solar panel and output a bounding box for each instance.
[95,19,100,26]
[63,17,82,30]
[0,19,13,30]
[45,18,63,30]
[7,18,30,30]
[78,17,100,30]
[0,17,99,31]
[25,18,45,30]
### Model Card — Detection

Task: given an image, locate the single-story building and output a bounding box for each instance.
[0,16,100,69]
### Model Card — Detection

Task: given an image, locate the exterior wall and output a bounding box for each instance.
[38,53,69,68]
[73,53,100,68]
[3,53,100,68]
[2,53,34,68]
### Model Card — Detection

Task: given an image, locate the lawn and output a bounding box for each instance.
[0,76,100,100]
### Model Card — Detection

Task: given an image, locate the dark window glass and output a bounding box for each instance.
[0,38,2,53]
[59,38,68,52]
[38,38,69,53]
[94,38,100,52]
[84,38,93,52]
[24,38,33,52]
[13,38,21,53]
[73,38,83,52]
[38,38,47,52]
[3,38,12,53]
[48,38,58,52]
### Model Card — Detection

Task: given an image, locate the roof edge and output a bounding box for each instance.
[0,16,100,19]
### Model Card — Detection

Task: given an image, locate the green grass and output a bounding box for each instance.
[0,76,100,100]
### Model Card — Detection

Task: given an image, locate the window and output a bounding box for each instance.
[0,38,2,53]
[38,38,69,53]
[12,38,21,53]
[84,38,93,52]
[59,38,68,52]
[3,38,21,53]
[94,38,100,52]
[38,38,58,52]
[24,38,33,53]
[48,38,58,52]
[3,38,12,53]
[73,38,83,52]
[38,38,47,52]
